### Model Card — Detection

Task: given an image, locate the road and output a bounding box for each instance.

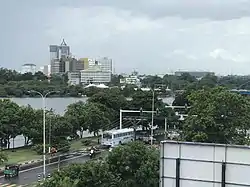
[0,154,90,186]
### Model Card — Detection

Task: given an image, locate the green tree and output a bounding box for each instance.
[88,89,127,112]
[141,75,162,88]
[198,74,218,88]
[38,142,159,187]
[172,92,189,106]
[19,105,41,145]
[0,99,21,149]
[37,177,79,187]
[64,101,88,138]
[121,85,137,97]
[34,71,47,81]
[84,103,110,135]
[106,141,159,187]
[48,115,72,152]
[179,73,196,83]
[25,109,44,145]
[182,87,250,144]
[129,90,164,111]
[39,162,120,187]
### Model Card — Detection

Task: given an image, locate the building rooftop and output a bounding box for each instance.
[105,128,134,135]
[22,63,36,66]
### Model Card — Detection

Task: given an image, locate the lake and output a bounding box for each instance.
[9,97,174,115]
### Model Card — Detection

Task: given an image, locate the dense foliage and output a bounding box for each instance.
[1,67,250,98]
[181,87,250,144]
[38,141,160,187]
[2,67,250,185]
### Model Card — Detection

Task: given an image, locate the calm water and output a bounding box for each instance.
[10,97,88,115]
[10,97,174,115]
[4,97,174,148]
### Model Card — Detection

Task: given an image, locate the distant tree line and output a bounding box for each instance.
[1,68,250,98]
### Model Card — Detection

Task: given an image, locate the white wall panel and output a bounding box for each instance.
[180,160,214,181]
[163,159,176,177]
[160,141,250,187]
[181,144,213,161]
[226,164,250,185]
[163,143,179,158]
[227,147,250,164]
[180,180,220,187]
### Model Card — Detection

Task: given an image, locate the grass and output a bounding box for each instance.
[70,136,99,151]
[1,147,41,167]
[1,137,100,166]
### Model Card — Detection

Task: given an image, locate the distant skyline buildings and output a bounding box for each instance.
[50,39,70,74]
[17,39,217,80]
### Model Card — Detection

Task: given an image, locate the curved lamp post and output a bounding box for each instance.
[28,90,58,179]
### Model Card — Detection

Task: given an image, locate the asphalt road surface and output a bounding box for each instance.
[0,154,90,186]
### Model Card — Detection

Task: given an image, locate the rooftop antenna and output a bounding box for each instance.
[61,39,67,46]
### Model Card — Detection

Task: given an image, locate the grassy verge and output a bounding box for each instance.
[2,148,41,166]
[1,137,100,167]
[70,136,99,151]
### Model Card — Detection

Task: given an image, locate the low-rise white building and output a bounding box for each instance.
[21,63,36,74]
[80,65,111,84]
[68,72,80,85]
[120,75,141,87]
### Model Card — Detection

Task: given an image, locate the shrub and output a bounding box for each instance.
[32,144,49,155]
[81,139,91,146]
[55,140,70,153]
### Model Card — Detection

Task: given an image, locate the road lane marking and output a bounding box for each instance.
[0,184,23,187]
[0,153,89,179]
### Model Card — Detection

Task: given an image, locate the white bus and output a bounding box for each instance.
[101,128,134,147]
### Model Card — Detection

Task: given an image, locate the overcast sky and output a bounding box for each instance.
[1,0,250,75]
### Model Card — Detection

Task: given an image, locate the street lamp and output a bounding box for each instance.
[28,90,58,179]
[151,90,155,145]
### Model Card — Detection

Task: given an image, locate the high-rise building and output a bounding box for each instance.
[80,57,112,72]
[79,58,89,70]
[96,57,112,73]
[50,39,70,74]
[21,63,37,74]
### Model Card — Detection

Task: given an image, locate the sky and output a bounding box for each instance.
[1,0,250,75]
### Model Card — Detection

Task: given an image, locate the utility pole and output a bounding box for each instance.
[129,118,141,141]
[58,155,61,171]
[164,118,167,139]
[48,115,52,164]
[151,90,155,145]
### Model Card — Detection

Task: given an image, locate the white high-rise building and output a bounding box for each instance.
[40,65,50,76]
[95,57,112,73]
[21,64,37,74]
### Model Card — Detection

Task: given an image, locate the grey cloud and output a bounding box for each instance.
[20,0,250,20]
[1,0,250,75]
[3,0,250,20]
